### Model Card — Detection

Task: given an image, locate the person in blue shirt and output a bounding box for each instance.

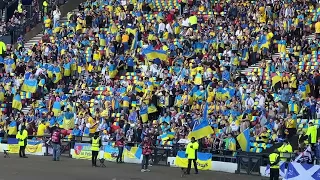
[72,124,82,137]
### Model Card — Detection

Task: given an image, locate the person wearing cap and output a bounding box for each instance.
[90,132,102,167]
[185,137,199,175]
[269,151,280,180]
[16,125,28,158]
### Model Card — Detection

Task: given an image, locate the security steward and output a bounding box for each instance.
[16,125,28,158]
[269,152,280,180]
[185,137,199,175]
[277,139,293,162]
[306,122,318,148]
[91,132,102,167]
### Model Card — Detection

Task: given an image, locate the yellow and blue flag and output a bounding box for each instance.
[104,144,118,161]
[140,105,148,123]
[12,94,22,110]
[21,79,38,93]
[8,121,17,135]
[52,101,61,117]
[124,146,142,160]
[131,30,138,50]
[159,132,175,141]
[63,111,75,130]
[236,128,250,152]
[175,151,212,170]
[142,48,168,62]
[147,104,158,114]
[188,103,214,140]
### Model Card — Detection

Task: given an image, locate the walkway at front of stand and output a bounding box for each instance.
[0,155,264,180]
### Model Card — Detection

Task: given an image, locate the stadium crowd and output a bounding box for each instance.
[0,0,320,160]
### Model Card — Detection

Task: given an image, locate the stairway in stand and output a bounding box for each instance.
[240,33,316,79]
[20,9,79,114]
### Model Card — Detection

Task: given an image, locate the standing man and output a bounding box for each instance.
[140,136,152,172]
[51,125,62,161]
[116,129,125,163]
[16,125,28,158]
[91,132,102,167]
[269,151,280,180]
[186,137,199,175]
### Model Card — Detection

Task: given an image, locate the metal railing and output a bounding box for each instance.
[1,134,319,175]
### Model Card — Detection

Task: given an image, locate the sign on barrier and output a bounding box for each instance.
[6,138,43,155]
[73,143,92,160]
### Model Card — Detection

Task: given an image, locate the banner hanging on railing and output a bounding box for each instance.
[73,143,92,160]
[174,151,212,170]
[71,143,142,163]
[104,144,118,162]
[7,138,43,155]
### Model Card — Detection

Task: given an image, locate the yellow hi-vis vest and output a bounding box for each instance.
[91,137,100,151]
[16,130,28,146]
[269,153,280,169]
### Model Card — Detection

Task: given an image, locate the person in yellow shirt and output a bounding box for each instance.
[185,137,199,175]
[315,20,320,38]
[87,114,98,137]
[16,125,28,158]
[44,15,52,29]
[285,114,297,139]
[37,120,47,136]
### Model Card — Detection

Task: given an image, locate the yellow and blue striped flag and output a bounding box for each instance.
[188,103,214,140]
[21,79,38,93]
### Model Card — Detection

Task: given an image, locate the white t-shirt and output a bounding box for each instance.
[182,19,189,27]
[53,10,61,20]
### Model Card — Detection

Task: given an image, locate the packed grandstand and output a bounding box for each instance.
[0,0,319,162]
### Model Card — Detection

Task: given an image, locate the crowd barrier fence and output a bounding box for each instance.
[0,135,319,177]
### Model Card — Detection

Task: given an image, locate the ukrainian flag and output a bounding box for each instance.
[8,120,17,135]
[159,132,175,141]
[175,151,212,170]
[188,103,214,140]
[131,30,138,50]
[135,86,143,92]
[104,145,118,161]
[12,94,22,110]
[38,79,45,87]
[52,101,61,117]
[21,79,38,93]
[109,64,118,78]
[53,66,62,83]
[132,101,137,107]
[63,111,75,130]
[63,62,71,76]
[236,128,250,152]
[139,105,148,123]
[147,104,158,114]
[142,48,168,62]
[124,146,142,160]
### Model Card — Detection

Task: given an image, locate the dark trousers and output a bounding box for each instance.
[19,146,26,157]
[142,154,150,169]
[187,159,198,174]
[117,147,124,163]
[270,168,279,180]
[92,151,99,166]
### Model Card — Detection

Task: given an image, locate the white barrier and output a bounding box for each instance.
[166,157,237,173]
[0,143,46,156]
